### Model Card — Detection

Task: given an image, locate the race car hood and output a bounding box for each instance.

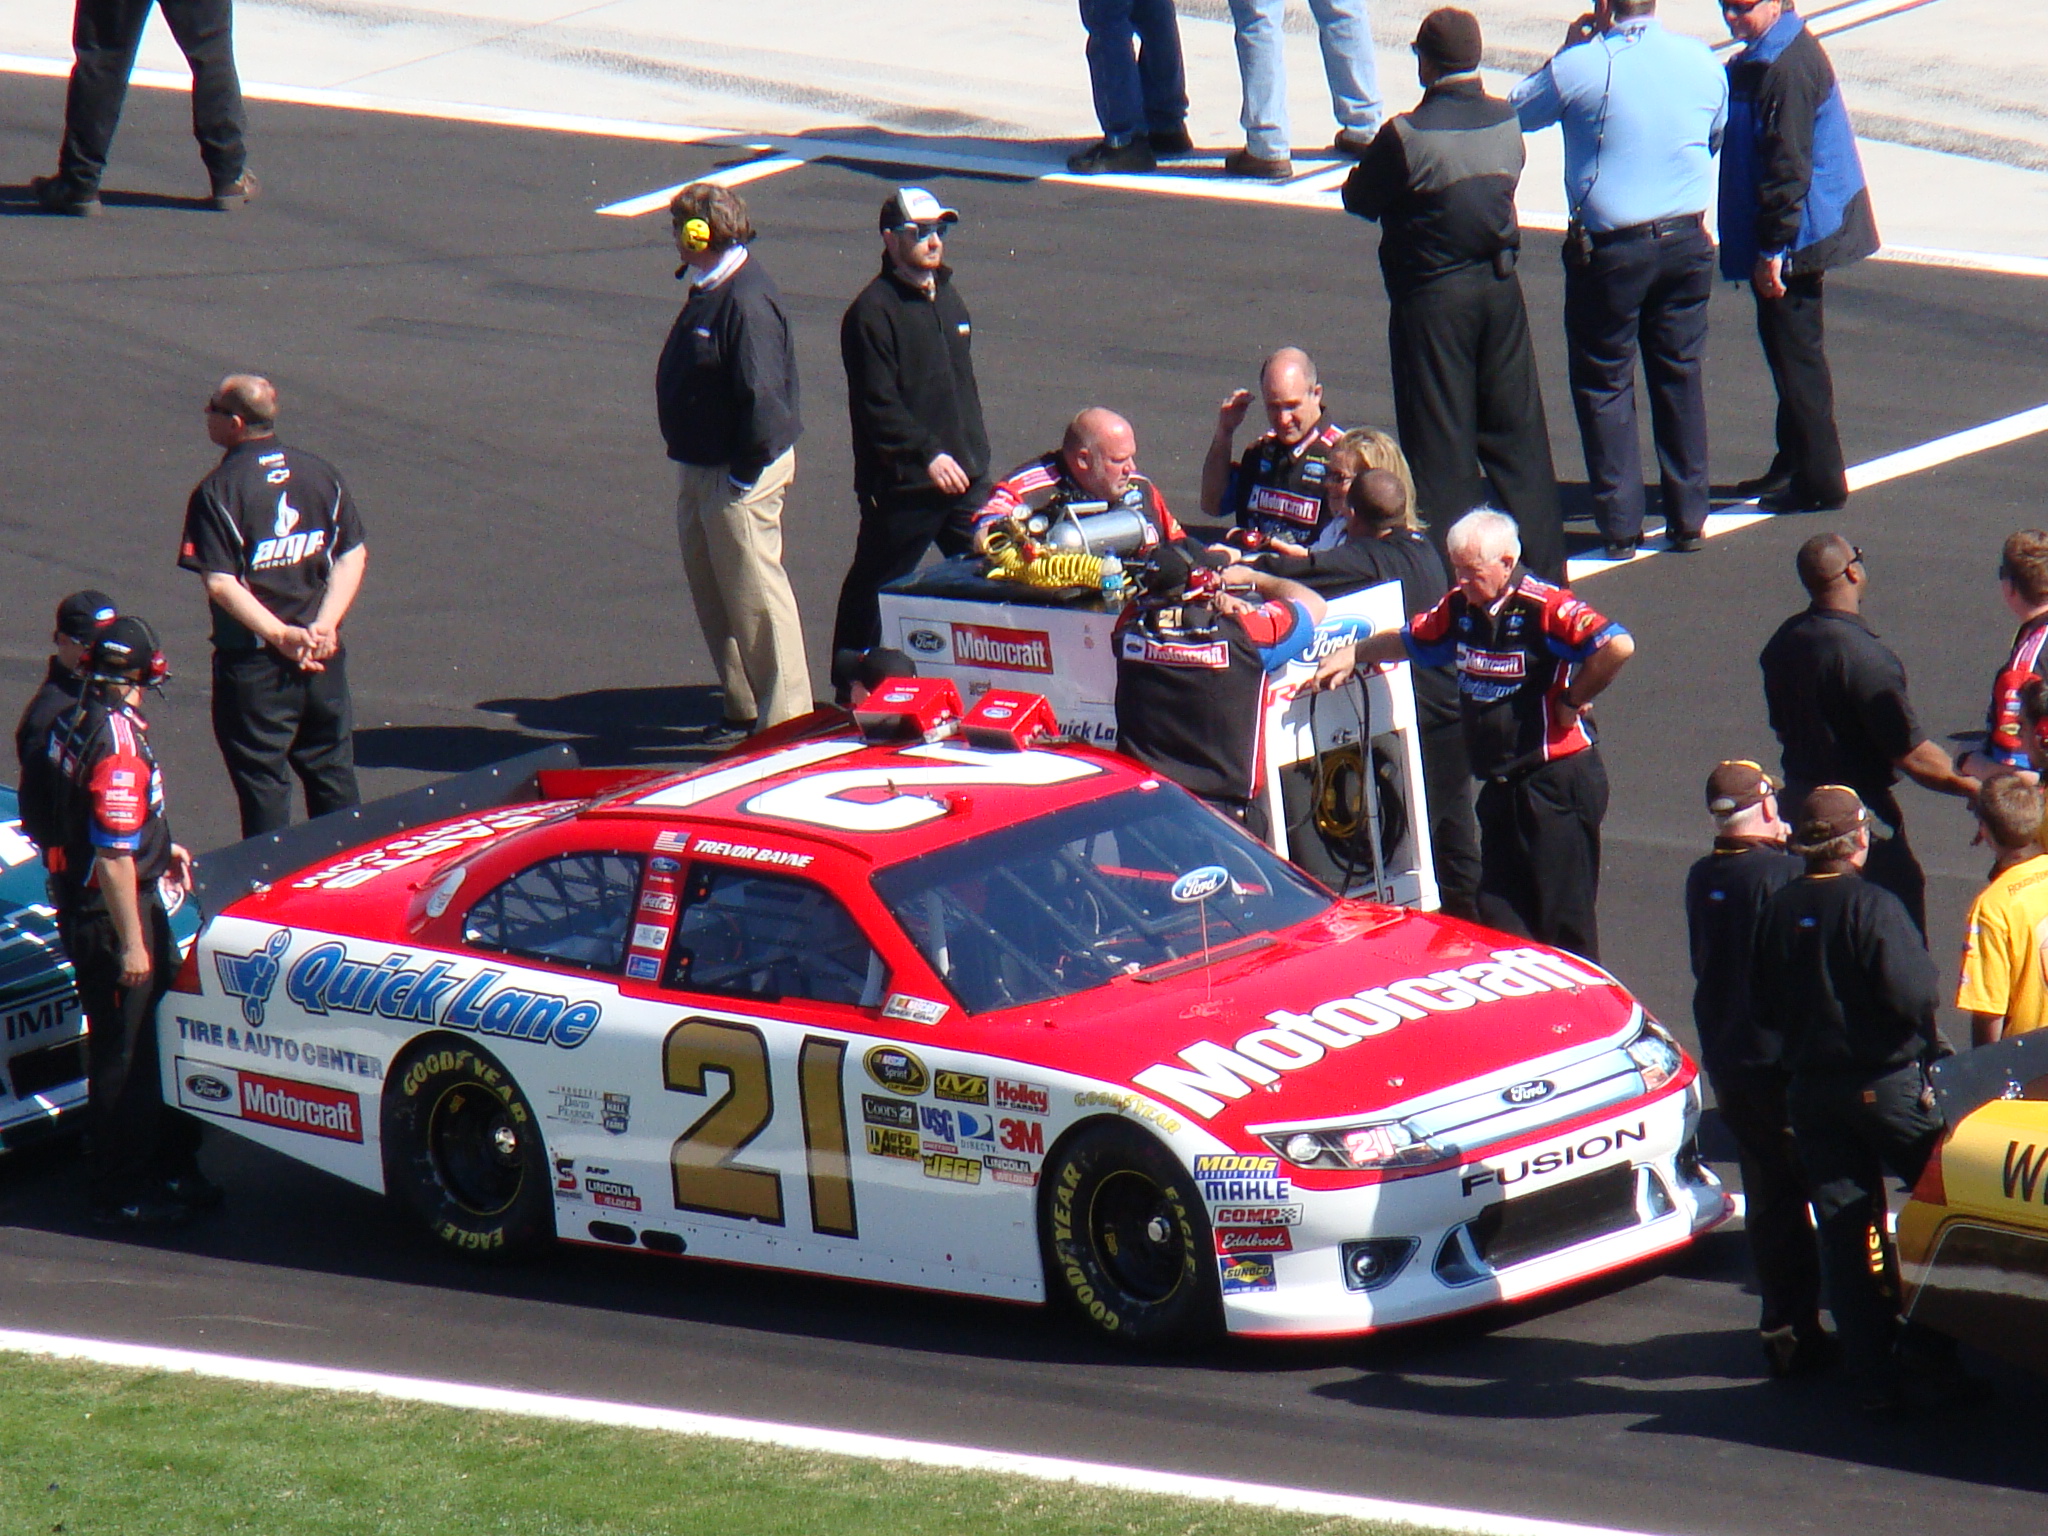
[958,901,1645,1138]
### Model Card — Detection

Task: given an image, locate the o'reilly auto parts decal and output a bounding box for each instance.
[1132,948,1613,1118]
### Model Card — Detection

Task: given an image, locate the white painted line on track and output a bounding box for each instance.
[597,154,805,217]
[1567,396,2048,583]
[0,1327,1670,1536]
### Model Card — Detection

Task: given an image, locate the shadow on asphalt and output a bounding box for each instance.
[6,1128,2043,1500]
[349,685,739,775]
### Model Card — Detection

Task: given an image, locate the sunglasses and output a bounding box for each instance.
[1720,0,1769,12]
[204,402,236,416]
[893,221,949,241]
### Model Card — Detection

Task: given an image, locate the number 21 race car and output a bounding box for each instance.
[160,683,1726,1342]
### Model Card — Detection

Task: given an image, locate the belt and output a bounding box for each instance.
[1588,213,1706,248]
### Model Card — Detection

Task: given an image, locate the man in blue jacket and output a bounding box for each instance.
[1719,0,1878,515]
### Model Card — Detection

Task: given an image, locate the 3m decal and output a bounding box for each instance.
[1132,948,1614,1118]
[998,1117,1044,1154]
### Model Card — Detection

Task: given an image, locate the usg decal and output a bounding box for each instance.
[284,941,600,1049]
[1133,947,1613,1118]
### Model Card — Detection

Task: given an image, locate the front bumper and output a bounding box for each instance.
[1219,1095,1727,1336]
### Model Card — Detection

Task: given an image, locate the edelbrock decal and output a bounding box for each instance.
[1132,947,1613,1118]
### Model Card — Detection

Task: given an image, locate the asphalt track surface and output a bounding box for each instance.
[4,74,2048,1536]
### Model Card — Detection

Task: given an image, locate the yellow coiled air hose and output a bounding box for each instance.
[983,526,1104,590]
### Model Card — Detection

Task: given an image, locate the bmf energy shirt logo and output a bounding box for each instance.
[215,930,293,1026]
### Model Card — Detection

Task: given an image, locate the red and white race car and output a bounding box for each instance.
[159,684,1726,1341]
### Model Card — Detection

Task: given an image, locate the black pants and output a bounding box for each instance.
[828,486,981,689]
[212,646,360,839]
[62,895,201,1207]
[1564,226,1714,544]
[1388,266,1566,583]
[1420,710,1481,920]
[1753,272,1848,507]
[1710,1066,1823,1337]
[1788,1061,1947,1387]
[58,0,248,193]
[1475,747,1608,961]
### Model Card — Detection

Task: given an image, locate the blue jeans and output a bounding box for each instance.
[1078,0,1187,142]
[1227,0,1382,159]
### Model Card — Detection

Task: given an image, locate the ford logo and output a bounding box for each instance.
[906,628,945,654]
[1170,865,1231,904]
[1502,1079,1554,1106]
[184,1073,232,1103]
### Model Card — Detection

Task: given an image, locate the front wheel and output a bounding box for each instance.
[383,1039,554,1260]
[1040,1120,1220,1345]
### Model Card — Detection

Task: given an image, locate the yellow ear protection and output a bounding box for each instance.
[680,216,712,252]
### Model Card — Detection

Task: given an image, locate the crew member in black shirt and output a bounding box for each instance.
[45,617,208,1226]
[1758,534,1978,932]
[178,374,367,838]
[830,189,991,702]
[1683,758,1824,1377]
[1256,464,1479,916]
[13,589,117,854]
[1342,8,1565,581]
[1113,546,1325,835]
[1198,347,1346,545]
[1752,786,1964,1412]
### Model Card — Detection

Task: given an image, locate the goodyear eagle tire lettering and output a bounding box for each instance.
[384,1036,553,1262]
[1038,1119,1220,1345]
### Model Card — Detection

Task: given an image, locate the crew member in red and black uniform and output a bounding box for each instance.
[973,407,1185,554]
[1198,347,1346,546]
[1113,544,1326,836]
[1316,507,1633,957]
[13,589,117,856]
[45,617,210,1227]
[1962,529,2048,781]
[178,374,368,838]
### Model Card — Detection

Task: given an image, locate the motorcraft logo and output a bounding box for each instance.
[284,940,600,1049]
[951,622,1052,674]
[215,929,292,1027]
[1121,633,1228,669]
[179,1056,365,1143]
[1247,486,1319,527]
[1132,947,1615,1118]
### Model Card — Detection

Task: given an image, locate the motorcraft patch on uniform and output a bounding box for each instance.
[1120,634,1229,669]
[1247,486,1319,526]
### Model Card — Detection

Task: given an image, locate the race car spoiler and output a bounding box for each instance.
[191,743,581,920]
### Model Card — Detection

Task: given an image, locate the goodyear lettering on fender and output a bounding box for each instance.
[1073,1089,1182,1134]
[1192,1154,1291,1204]
[1461,1121,1650,1196]
[1132,948,1613,1118]
[284,941,600,1049]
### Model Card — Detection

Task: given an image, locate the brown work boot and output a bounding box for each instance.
[1224,147,1293,181]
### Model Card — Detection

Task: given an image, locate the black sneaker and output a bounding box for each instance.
[1762,1324,1838,1379]
[699,718,756,749]
[31,174,101,217]
[1602,539,1639,561]
[1757,487,1846,515]
[92,1195,194,1229]
[1734,468,1792,499]
[1666,531,1703,552]
[1148,125,1194,157]
[162,1171,225,1211]
[1066,138,1155,174]
[210,170,260,211]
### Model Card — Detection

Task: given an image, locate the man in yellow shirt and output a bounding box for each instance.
[1957,772,2048,1045]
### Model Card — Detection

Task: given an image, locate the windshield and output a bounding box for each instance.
[872,786,1331,1014]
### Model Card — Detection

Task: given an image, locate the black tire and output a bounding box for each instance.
[383,1038,554,1260]
[1040,1119,1221,1345]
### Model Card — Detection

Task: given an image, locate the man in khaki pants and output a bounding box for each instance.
[657,184,812,736]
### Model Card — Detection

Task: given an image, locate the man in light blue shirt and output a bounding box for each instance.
[1512,0,1727,560]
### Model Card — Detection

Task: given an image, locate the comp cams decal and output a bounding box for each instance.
[276,940,601,1049]
[1132,947,1613,1117]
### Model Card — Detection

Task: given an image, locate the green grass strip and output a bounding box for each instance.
[0,1354,1448,1536]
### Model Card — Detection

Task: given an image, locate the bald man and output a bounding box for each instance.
[973,408,1186,553]
[1758,533,1978,933]
[1199,348,1347,546]
[178,374,366,838]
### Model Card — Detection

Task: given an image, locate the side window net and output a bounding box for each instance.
[667,865,885,1008]
[464,852,642,973]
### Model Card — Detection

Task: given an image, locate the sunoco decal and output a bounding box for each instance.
[1133,947,1614,1118]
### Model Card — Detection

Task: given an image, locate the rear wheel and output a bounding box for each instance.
[383,1039,553,1260]
[1040,1120,1220,1345]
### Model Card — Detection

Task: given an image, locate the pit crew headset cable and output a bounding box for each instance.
[1304,678,1403,899]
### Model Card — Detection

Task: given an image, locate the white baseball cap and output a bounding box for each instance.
[880,187,959,231]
